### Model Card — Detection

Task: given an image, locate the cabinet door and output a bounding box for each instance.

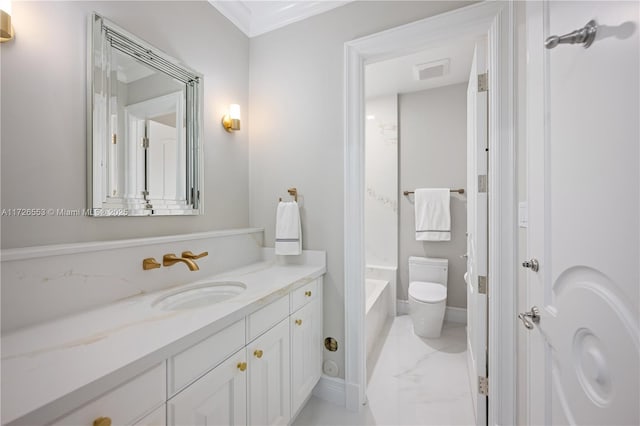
[168,350,247,426]
[248,318,290,426]
[134,404,166,426]
[290,296,322,415]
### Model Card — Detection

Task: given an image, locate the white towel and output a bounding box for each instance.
[414,188,451,241]
[275,201,302,255]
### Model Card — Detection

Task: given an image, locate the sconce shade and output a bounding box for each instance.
[0,0,13,42]
[222,104,241,132]
[229,104,241,120]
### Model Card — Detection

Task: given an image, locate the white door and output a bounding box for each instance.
[148,120,178,201]
[248,319,290,426]
[466,38,488,426]
[168,350,247,426]
[526,1,639,425]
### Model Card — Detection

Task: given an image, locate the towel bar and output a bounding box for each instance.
[404,188,464,196]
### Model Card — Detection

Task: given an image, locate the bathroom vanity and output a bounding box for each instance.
[1,229,325,426]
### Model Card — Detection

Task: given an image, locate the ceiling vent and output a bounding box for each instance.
[413,58,450,81]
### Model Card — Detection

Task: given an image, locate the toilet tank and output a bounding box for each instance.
[408,256,448,285]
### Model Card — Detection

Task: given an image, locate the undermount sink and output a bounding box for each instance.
[152,281,246,311]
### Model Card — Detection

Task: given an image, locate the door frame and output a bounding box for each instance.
[343,2,517,424]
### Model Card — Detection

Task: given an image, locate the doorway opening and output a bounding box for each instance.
[344,2,516,424]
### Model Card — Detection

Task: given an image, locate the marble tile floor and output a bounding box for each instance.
[294,316,475,426]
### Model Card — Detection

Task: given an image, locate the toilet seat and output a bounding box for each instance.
[408,281,447,303]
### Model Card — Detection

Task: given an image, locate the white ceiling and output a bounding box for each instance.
[209,0,353,37]
[365,37,477,99]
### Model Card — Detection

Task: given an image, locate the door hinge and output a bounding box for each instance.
[478,72,488,92]
[141,137,149,149]
[478,275,487,294]
[112,134,117,144]
[478,175,488,193]
[479,376,488,396]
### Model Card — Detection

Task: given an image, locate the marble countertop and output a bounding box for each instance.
[1,253,326,425]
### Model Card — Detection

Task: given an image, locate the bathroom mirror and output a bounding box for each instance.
[87,13,203,216]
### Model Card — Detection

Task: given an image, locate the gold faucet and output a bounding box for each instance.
[163,253,200,271]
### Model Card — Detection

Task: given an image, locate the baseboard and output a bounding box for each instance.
[396,300,467,324]
[397,299,409,315]
[445,306,467,324]
[312,375,346,407]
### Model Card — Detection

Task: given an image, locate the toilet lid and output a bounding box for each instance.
[409,281,447,303]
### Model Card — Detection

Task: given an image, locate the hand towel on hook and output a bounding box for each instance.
[414,188,451,241]
[275,201,302,255]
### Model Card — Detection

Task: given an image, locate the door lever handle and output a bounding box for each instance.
[518,306,540,330]
[545,20,597,49]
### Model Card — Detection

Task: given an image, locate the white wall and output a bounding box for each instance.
[398,83,467,309]
[365,95,398,268]
[248,1,475,380]
[0,1,250,249]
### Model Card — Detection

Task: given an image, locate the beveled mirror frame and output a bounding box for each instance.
[87,13,203,217]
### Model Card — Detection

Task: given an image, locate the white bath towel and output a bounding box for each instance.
[414,188,451,241]
[275,201,302,255]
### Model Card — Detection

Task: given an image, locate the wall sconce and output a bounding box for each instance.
[221,104,241,132]
[0,0,14,43]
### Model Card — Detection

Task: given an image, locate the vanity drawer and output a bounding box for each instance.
[247,296,289,342]
[290,279,318,313]
[168,319,245,396]
[51,362,165,426]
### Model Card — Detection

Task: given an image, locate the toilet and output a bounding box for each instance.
[408,256,448,338]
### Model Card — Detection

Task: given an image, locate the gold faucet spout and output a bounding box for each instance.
[163,253,200,271]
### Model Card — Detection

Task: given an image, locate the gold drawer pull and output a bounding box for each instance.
[295,319,302,326]
[93,417,112,426]
[237,362,247,372]
[305,290,312,297]
[254,349,263,359]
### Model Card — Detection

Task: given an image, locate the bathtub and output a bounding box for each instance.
[365,278,394,363]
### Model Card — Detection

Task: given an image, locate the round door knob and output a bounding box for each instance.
[237,362,247,372]
[522,259,540,272]
[305,290,312,297]
[93,417,112,426]
[254,349,263,359]
[295,319,302,326]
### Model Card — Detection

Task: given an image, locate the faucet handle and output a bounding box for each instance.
[143,258,161,270]
[182,250,208,260]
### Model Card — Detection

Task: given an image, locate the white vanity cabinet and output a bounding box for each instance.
[18,277,323,426]
[167,277,322,426]
[247,318,291,426]
[134,405,167,426]
[290,280,323,416]
[50,363,166,426]
[168,349,248,426]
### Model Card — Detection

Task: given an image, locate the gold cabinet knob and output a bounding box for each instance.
[305,290,312,297]
[295,319,302,326]
[254,349,263,359]
[93,417,112,426]
[237,362,247,372]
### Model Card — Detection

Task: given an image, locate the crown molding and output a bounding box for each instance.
[209,1,352,37]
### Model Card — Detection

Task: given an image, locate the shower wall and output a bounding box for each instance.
[365,95,398,269]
